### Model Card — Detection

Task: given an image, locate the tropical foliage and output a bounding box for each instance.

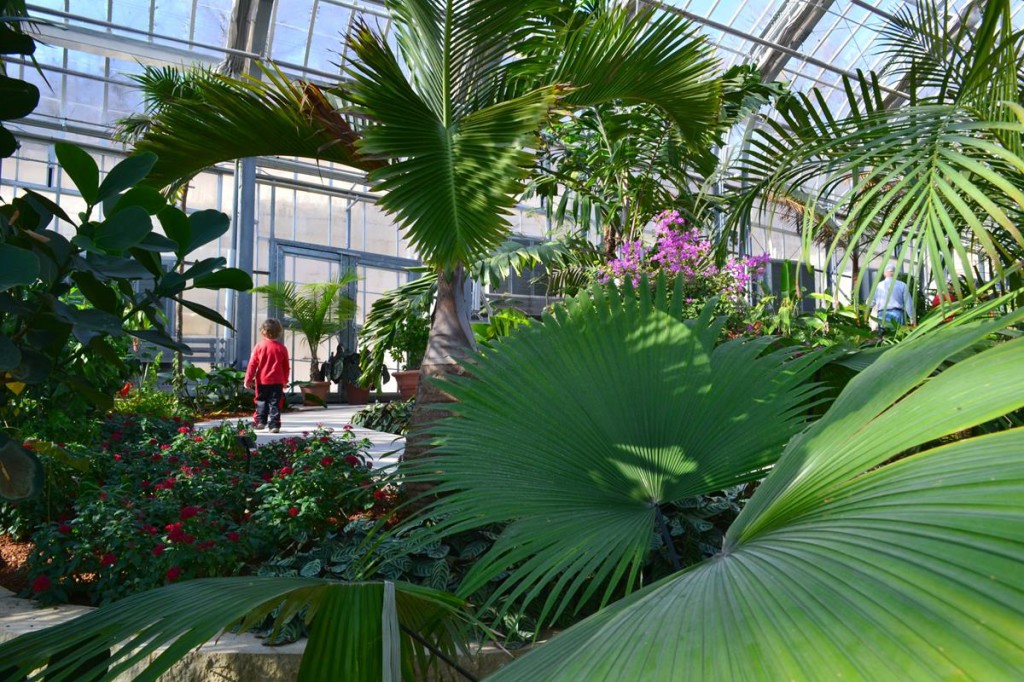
[0,0,36,158]
[733,0,1024,299]
[529,63,785,256]
[123,1,725,475]
[0,143,251,500]
[404,282,1024,679]
[405,277,828,626]
[493,313,1024,680]
[0,577,466,682]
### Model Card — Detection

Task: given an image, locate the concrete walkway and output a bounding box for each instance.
[194,404,405,469]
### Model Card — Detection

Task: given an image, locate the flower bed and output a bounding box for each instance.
[15,418,390,606]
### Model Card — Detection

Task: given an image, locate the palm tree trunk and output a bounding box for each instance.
[402,264,475,501]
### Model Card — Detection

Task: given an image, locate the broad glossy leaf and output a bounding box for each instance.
[0,126,16,157]
[0,437,44,501]
[70,271,120,314]
[157,206,190,258]
[106,185,167,217]
[0,75,38,120]
[193,267,253,291]
[54,143,99,205]
[0,332,20,371]
[0,243,40,291]
[186,209,229,254]
[134,232,179,252]
[94,206,152,252]
[10,348,52,384]
[130,328,191,354]
[96,152,157,203]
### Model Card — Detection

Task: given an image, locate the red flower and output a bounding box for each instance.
[99,491,109,502]
[152,544,165,557]
[373,489,388,501]
[111,431,123,442]
[118,381,132,397]
[318,436,331,443]
[159,444,171,451]
[165,566,181,582]
[193,436,204,443]
[287,507,299,517]
[320,456,334,467]
[344,455,360,467]
[177,426,190,434]
[99,553,117,567]
[113,454,122,462]
[198,540,216,551]
[166,522,196,545]
[179,506,202,521]
[57,523,72,534]
[342,424,353,431]
[225,531,240,543]
[31,575,52,593]
[148,439,158,446]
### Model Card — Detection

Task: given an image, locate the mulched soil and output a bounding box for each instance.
[0,534,32,594]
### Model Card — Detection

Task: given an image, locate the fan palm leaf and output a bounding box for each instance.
[0,577,466,682]
[402,277,828,626]
[485,309,1024,681]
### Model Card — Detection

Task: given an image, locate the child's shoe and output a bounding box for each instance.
[269,425,280,433]
[254,423,267,431]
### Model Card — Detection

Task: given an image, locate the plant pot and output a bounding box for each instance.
[394,369,420,399]
[343,381,370,405]
[300,381,331,406]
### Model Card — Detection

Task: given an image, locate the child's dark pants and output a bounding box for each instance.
[254,384,284,429]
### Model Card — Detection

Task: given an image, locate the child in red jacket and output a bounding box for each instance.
[244,319,290,433]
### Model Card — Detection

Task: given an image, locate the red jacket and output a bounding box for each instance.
[245,339,290,386]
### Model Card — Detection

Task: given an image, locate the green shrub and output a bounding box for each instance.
[351,399,414,435]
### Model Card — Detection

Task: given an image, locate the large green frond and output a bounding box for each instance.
[489,312,1024,681]
[125,65,378,193]
[733,0,1024,293]
[551,4,721,145]
[0,577,466,682]
[404,278,828,626]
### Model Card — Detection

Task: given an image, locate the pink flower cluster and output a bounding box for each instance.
[598,210,769,302]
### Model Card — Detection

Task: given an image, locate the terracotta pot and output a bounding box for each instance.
[394,369,420,399]
[343,382,370,405]
[300,380,331,406]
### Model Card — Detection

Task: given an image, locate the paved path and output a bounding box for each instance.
[195,405,405,470]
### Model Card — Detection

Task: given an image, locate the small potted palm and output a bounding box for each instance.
[252,273,356,405]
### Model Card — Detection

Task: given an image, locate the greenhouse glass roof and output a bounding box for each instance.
[11,0,1024,143]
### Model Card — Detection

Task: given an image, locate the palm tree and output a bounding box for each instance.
[124,0,724,466]
[731,0,1024,302]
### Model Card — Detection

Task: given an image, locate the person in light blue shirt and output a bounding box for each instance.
[873,263,914,329]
